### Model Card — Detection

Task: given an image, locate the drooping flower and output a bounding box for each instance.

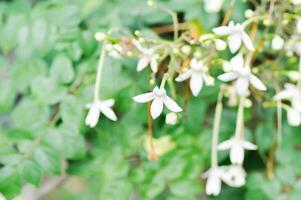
[133,86,182,119]
[176,58,212,96]
[132,39,158,73]
[218,137,257,164]
[213,21,255,53]
[222,165,246,187]
[85,99,117,127]
[204,0,224,13]
[218,54,266,96]
[274,83,301,126]
[203,167,227,196]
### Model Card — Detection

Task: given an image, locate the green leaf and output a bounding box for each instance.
[60,95,84,127]
[170,179,200,197]
[50,55,74,84]
[33,146,61,174]
[20,159,42,186]
[0,167,21,199]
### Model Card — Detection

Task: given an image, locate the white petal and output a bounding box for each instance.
[85,107,100,128]
[190,58,198,69]
[133,92,154,103]
[137,56,149,71]
[102,99,115,107]
[235,77,249,96]
[230,144,244,164]
[150,56,158,73]
[228,34,242,53]
[213,26,231,35]
[242,140,257,150]
[189,73,203,96]
[132,39,147,53]
[100,105,117,121]
[274,90,292,100]
[230,54,244,69]
[151,98,164,119]
[218,138,234,150]
[175,70,192,82]
[287,108,301,126]
[163,96,182,113]
[206,173,221,196]
[218,72,238,82]
[242,32,255,51]
[222,166,246,187]
[249,75,266,91]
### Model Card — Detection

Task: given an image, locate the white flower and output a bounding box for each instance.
[272,36,284,50]
[133,86,182,119]
[291,0,301,5]
[222,165,246,187]
[203,167,226,196]
[274,83,301,126]
[175,58,211,96]
[213,21,255,53]
[218,54,266,96]
[218,137,257,164]
[85,99,117,127]
[286,35,301,56]
[204,0,224,13]
[165,112,177,125]
[132,39,158,73]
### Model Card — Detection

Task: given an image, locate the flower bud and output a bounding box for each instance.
[272,36,284,50]
[288,71,300,81]
[181,45,191,55]
[263,18,272,26]
[94,32,106,41]
[215,39,227,51]
[244,9,254,18]
[165,112,177,125]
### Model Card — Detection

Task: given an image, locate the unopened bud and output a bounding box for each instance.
[94,32,106,41]
[181,45,191,55]
[244,9,254,18]
[215,39,227,51]
[272,36,284,50]
[165,112,177,125]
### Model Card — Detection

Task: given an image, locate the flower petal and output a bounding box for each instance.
[151,98,164,119]
[163,96,182,113]
[102,99,115,107]
[150,56,158,73]
[228,34,242,53]
[242,140,257,150]
[100,105,117,121]
[132,39,147,53]
[206,172,221,196]
[133,92,154,103]
[190,73,203,96]
[287,107,301,126]
[85,107,100,128]
[235,77,249,96]
[218,138,234,150]
[230,144,244,164]
[274,90,292,100]
[213,26,231,35]
[218,72,238,82]
[230,54,244,70]
[242,32,255,51]
[175,70,192,82]
[137,56,149,71]
[250,75,266,91]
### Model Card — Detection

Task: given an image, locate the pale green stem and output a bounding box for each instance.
[160,73,169,89]
[277,101,282,145]
[241,15,267,29]
[158,5,179,40]
[211,90,224,168]
[94,41,107,102]
[298,56,301,88]
[234,96,245,139]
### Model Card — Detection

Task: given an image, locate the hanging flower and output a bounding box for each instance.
[203,167,227,196]
[222,165,246,187]
[176,58,212,96]
[133,86,182,119]
[132,39,158,73]
[213,21,255,53]
[204,0,224,13]
[85,99,117,127]
[218,137,257,164]
[274,83,301,126]
[218,54,266,96]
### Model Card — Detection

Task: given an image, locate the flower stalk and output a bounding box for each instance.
[94,41,107,102]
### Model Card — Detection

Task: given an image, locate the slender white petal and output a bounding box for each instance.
[236,77,249,96]
[242,32,255,51]
[230,54,244,69]
[151,98,164,119]
[230,144,244,164]
[242,141,257,150]
[100,105,117,121]
[85,107,100,128]
[213,26,231,35]
[102,99,115,107]
[190,73,203,96]
[228,34,242,53]
[287,108,301,126]
[206,170,221,196]
[163,96,182,113]
[218,72,238,82]
[150,56,158,73]
[190,58,198,69]
[274,90,292,100]
[137,56,149,71]
[250,75,266,91]
[175,70,192,82]
[218,139,234,150]
[132,39,147,53]
[133,92,154,103]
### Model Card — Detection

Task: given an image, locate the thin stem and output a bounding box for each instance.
[93,41,107,102]
[160,73,169,89]
[157,5,179,40]
[211,90,224,168]
[221,0,236,26]
[235,96,245,139]
[276,101,282,146]
[298,56,301,88]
